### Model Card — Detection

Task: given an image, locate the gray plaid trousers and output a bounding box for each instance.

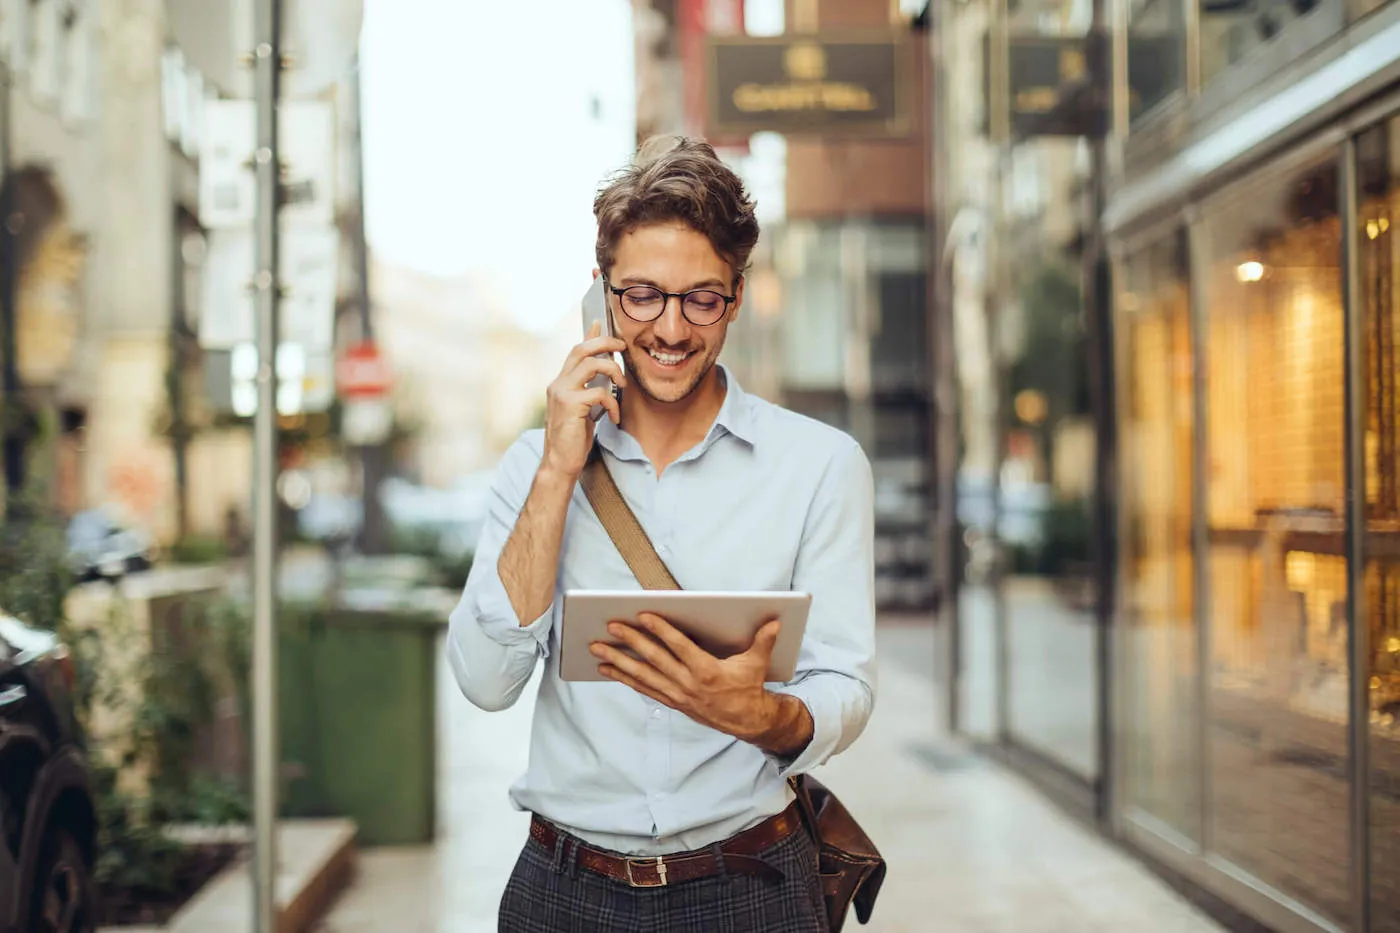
[498,825,830,933]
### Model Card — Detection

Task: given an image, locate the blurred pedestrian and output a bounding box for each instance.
[447,136,877,933]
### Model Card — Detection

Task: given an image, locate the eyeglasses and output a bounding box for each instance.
[604,278,737,327]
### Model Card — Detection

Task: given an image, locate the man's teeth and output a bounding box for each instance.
[648,348,691,365]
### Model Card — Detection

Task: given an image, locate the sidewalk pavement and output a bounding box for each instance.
[314,624,1226,933]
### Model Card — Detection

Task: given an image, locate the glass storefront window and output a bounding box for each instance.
[1199,155,1350,927]
[1118,230,1200,840]
[1127,0,1185,121]
[1358,115,1400,932]
[1199,0,1343,89]
[1000,139,1100,782]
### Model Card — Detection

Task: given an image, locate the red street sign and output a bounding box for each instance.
[336,340,392,398]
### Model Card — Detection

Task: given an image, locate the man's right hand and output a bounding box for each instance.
[540,321,627,481]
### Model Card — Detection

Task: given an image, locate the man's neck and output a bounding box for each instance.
[621,367,727,473]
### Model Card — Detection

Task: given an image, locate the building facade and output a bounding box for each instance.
[3,0,373,546]
[931,0,1400,928]
[1105,1,1400,929]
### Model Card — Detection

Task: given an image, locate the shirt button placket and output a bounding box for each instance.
[644,701,665,830]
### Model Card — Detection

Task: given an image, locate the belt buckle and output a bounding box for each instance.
[625,856,668,888]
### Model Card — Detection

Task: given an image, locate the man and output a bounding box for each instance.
[447,136,876,933]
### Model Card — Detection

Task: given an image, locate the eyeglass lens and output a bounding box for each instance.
[619,286,728,325]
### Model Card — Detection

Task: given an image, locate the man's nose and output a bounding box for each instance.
[652,296,691,345]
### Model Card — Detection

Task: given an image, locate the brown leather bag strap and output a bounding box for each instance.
[579,444,681,591]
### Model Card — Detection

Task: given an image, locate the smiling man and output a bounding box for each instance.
[447,136,877,933]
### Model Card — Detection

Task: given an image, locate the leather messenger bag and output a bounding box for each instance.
[579,447,887,932]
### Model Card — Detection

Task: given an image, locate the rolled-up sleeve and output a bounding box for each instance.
[446,433,556,712]
[769,438,878,777]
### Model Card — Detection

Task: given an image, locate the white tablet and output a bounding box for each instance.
[559,590,812,683]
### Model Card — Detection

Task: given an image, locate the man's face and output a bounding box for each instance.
[602,221,743,406]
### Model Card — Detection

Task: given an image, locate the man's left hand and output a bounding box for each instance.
[589,613,810,755]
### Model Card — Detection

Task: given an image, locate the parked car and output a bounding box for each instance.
[0,612,97,933]
[65,510,154,583]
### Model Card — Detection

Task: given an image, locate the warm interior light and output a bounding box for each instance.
[1368,221,1380,240]
[1235,261,1265,283]
[1013,389,1048,426]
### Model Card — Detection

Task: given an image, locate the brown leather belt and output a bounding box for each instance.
[529,800,805,889]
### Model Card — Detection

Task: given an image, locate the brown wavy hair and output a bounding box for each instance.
[593,136,760,283]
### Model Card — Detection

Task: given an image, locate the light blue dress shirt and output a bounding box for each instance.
[446,366,877,857]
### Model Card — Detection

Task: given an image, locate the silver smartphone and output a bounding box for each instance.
[581,276,624,422]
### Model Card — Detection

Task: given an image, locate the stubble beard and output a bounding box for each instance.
[622,342,722,405]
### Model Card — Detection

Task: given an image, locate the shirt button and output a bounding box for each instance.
[652,708,663,720]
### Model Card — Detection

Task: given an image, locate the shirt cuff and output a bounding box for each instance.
[766,678,843,778]
[467,567,553,656]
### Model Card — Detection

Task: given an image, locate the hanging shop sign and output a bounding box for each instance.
[704,33,914,139]
[984,32,1109,139]
[984,31,1182,139]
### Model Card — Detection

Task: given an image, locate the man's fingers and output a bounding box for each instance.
[608,622,689,682]
[572,353,627,389]
[636,613,711,667]
[563,335,627,375]
[577,387,621,416]
[591,642,684,704]
[744,619,782,659]
[598,664,676,710]
[559,326,596,376]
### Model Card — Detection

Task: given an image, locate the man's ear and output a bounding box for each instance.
[729,275,745,323]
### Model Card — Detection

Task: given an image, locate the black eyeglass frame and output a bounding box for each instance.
[602,276,739,327]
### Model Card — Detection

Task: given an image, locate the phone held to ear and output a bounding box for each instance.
[581,276,624,423]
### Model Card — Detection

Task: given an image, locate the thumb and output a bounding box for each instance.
[748,619,781,658]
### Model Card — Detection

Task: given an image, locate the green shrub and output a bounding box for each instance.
[168,534,229,566]
[0,491,73,634]
[0,497,252,902]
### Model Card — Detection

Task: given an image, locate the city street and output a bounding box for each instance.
[314,622,1224,933]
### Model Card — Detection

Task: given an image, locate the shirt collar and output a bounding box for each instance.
[594,364,756,462]
[711,365,756,448]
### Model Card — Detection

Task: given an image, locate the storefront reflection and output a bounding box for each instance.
[1358,116,1400,933]
[1201,156,1350,927]
[1001,214,1101,782]
[1118,231,1200,841]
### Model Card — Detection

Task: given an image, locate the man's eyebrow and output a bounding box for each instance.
[617,275,729,290]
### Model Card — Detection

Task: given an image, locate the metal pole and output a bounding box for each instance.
[926,0,962,734]
[348,52,388,555]
[1086,0,1116,829]
[1340,136,1372,933]
[251,0,282,929]
[987,0,1011,744]
[350,53,371,341]
[0,61,24,500]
